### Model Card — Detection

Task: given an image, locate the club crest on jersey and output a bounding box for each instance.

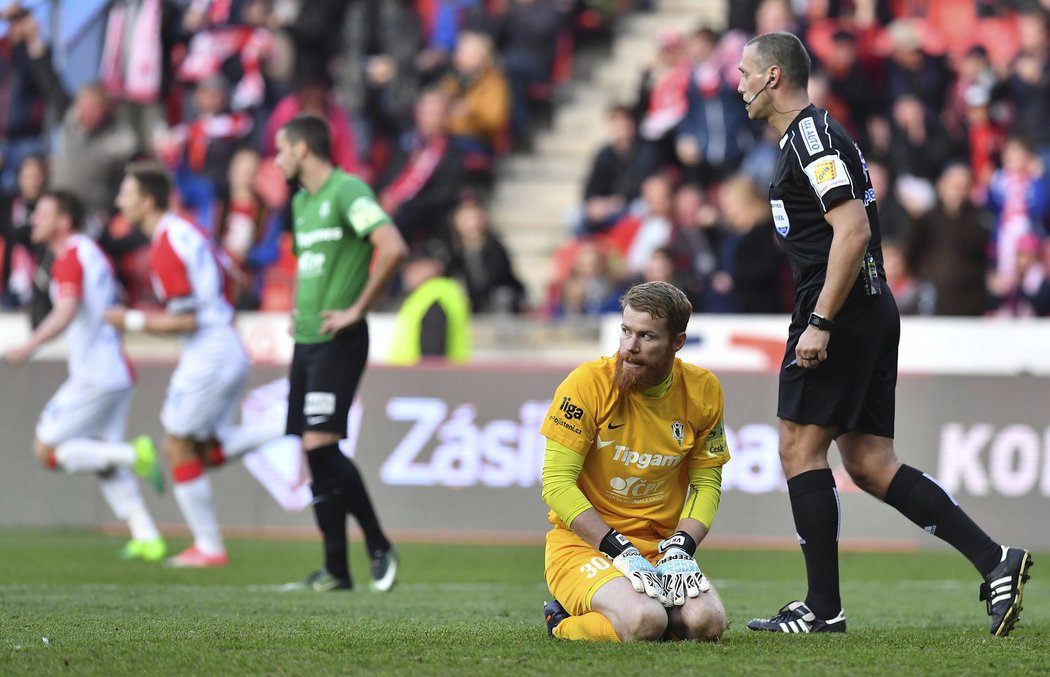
[319,200,331,218]
[671,420,684,447]
[799,117,823,155]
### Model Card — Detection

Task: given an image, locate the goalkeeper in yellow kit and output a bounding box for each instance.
[541,281,730,642]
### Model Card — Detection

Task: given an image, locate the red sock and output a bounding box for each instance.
[172,459,204,483]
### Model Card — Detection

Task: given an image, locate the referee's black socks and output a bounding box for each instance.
[884,464,1002,578]
[306,443,391,558]
[788,468,842,620]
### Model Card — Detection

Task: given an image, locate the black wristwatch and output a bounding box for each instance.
[808,312,834,331]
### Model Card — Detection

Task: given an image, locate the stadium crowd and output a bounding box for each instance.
[2,0,1050,328]
[549,0,1050,318]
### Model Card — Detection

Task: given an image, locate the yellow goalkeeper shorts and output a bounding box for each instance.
[543,526,661,617]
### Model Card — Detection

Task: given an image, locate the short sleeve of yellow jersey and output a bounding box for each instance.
[539,361,604,455]
[684,366,731,470]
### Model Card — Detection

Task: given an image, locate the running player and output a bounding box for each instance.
[2,190,166,561]
[105,162,282,568]
[541,281,730,642]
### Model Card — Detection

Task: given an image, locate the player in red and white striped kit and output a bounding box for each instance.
[2,190,166,561]
[106,162,282,568]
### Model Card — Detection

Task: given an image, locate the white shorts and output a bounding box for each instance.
[161,351,250,441]
[36,380,132,447]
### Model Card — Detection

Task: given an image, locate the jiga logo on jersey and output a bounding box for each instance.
[672,420,684,447]
[559,396,585,421]
[319,200,331,218]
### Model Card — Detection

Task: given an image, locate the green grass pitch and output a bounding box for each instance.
[0,529,1045,675]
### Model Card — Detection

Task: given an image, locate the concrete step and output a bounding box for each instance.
[498,154,588,183]
[487,0,728,306]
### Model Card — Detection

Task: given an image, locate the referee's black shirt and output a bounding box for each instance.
[769,105,885,299]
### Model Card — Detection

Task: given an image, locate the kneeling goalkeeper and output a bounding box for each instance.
[541,281,730,642]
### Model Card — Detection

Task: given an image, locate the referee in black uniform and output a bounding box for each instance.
[737,32,1032,637]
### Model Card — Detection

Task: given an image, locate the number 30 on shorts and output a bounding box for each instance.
[579,556,612,579]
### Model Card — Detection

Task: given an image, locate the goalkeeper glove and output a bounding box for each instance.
[656,531,710,608]
[599,529,663,600]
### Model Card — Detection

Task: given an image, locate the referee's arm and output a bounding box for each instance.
[813,198,869,321]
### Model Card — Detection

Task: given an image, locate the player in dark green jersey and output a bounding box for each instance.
[275,114,408,592]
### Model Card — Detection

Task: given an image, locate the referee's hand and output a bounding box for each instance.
[319,306,362,335]
[795,326,829,369]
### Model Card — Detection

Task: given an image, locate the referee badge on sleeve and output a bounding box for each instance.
[804,157,851,197]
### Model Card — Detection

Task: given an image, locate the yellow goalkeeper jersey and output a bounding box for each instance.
[539,356,730,540]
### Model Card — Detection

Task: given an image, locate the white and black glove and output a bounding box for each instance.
[655,531,710,607]
[600,529,663,600]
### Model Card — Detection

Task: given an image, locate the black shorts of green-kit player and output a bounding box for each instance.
[285,321,394,591]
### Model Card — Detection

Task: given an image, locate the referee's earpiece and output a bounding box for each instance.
[768,74,775,85]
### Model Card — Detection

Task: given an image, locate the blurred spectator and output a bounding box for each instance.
[883,237,931,315]
[1000,7,1050,172]
[549,238,622,317]
[46,82,138,227]
[636,30,691,169]
[887,93,960,184]
[98,0,183,156]
[177,0,276,113]
[389,242,472,365]
[884,19,953,113]
[0,154,46,315]
[961,84,1004,201]
[945,45,997,140]
[19,18,136,226]
[985,135,1050,285]
[494,0,568,149]
[212,147,285,309]
[866,158,916,240]
[280,0,348,92]
[606,173,674,275]
[629,245,702,309]
[675,27,755,187]
[415,0,489,83]
[0,4,47,193]
[263,72,367,180]
[158,75,254,229]
[667,182,721,307]
[753,0,798,36]
[739,123,780,189]
[823,30,884,148]
[445,193,525,313]
[991,233,1050,316]
[905,163,991,316]
[378,89,464,245]
[333,0,423,169]
[439,31,511,155]
[575,104,656,235]
[715,173,790,314]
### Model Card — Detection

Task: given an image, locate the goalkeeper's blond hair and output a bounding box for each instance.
[619,282,692,336]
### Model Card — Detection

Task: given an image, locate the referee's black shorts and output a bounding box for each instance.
[778,286,900,438]
[286,321,369,438]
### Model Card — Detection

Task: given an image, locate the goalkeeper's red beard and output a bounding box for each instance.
[614,349,674,393]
